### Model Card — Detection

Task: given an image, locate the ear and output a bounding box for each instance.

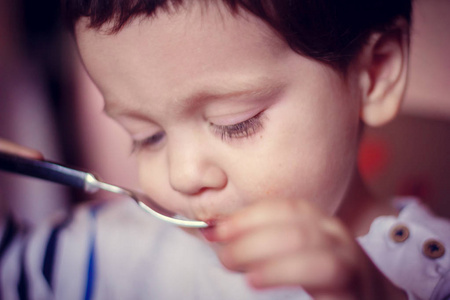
[357,19,409,127]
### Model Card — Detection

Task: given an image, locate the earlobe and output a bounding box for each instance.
[359,19,409,127]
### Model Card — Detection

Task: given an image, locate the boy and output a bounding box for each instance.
[2,0,449,299]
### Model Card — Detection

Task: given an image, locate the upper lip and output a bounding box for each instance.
[152,189,238,222]
[183,202,229,222]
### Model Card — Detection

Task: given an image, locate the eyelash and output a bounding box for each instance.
[211,111,265,141]
[131,112,265,153]
[131,131,165,153]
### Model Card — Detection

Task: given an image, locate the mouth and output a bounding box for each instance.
[188,208,230,225]
[144,190,240,226]
[198,221,218,241]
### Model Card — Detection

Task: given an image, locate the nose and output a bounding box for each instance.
[167,140,227,195]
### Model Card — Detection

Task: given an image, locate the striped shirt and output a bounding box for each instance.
[0,199,307,300]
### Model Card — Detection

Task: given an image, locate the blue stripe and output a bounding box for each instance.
[84,236,96,300]
[0,216,19,300]
[42,214,73,288]
[84,204,103,300]
[0,216,18,259]
[17,240,29,300]
[42,227,60,287]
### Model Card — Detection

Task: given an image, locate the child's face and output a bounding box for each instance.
[76,3,362,222]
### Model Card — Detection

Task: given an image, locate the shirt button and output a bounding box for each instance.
[423,239,445,259]
[390,224,410,243]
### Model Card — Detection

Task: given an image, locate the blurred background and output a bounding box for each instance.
[0,0,449,228]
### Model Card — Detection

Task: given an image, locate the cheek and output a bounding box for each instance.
[245,133,357,215]
[137,157,161,197]
[230,96,359,213]
[136,153,179,211]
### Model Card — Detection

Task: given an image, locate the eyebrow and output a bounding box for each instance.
[174,77,283,111]
[104,76,283,116]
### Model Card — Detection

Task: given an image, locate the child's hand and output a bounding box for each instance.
[208,199,407,300]
[0,138,43,159]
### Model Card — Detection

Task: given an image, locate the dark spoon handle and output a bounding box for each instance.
[0,151,89,190]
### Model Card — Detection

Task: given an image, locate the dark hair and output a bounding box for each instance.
[63,0,412,70]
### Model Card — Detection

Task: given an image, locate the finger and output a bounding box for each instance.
[246,249,354,294]
[215,199,321,241]
[218,224,310,272]
[0,139,43,159]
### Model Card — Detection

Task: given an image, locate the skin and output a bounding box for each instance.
[0,138,43,159]
[75,2,409,299]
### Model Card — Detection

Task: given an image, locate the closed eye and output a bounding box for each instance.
[131,131,165,153]
[210,111,265,141]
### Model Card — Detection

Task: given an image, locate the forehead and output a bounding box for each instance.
[74,2,290,114]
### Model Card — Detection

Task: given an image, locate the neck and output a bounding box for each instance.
[336,171,397,237]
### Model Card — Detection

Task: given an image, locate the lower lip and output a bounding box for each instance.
[200,219,218,241]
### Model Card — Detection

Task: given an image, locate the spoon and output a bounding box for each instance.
[0,151,208,228]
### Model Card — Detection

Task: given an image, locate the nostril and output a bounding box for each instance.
[197,187,209,194]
